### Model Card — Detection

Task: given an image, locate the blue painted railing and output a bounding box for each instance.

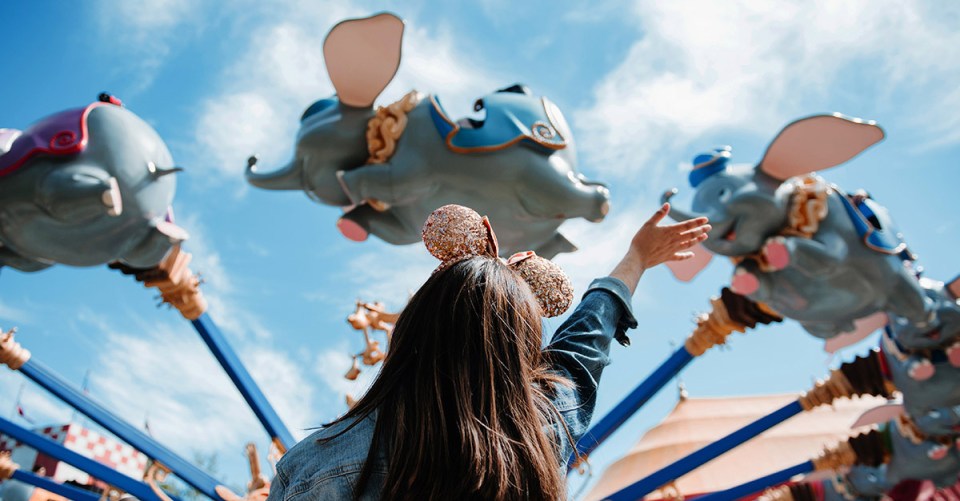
[694,461,814,501]
[0,415,176,501]
[18,357,227,499]
[569,347,693,470]
[191,313,295,449]
[9,469,103,501]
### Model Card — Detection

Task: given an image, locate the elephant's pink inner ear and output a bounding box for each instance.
[758,114,885,181]
[323,13,405,108]
[850,403,905,429]
[823,312,888,353]
[948,275,960,300]
[665,243,712,282]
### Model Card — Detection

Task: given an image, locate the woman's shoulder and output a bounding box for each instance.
[274,413,381,494]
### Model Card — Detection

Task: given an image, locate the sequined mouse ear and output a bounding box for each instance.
[422,205,498,265]
[507,252,574,318]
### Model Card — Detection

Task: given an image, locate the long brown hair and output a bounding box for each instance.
[323,256,573,500]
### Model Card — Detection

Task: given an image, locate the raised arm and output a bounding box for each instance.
[543,203,709,446]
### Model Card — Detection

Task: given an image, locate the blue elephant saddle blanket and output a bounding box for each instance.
[838,193,909,257]
[428,93,569,154]
[0,102,105,178]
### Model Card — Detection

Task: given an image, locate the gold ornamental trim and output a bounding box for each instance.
[365,90,424,164]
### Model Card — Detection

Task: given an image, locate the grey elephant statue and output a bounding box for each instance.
[245,13,610,258]
[781,473,954,501]
[772,420,960,500]
[881,276,960,381]
[842,418,960,496]
[661,114,932,339]
[0,94,186,272]
[880,332,960,437]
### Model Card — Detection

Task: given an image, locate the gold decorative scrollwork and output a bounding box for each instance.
[365,91,424,165]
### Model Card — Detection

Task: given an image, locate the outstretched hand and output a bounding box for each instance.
[610,203,710,295]
[629,203,710,269]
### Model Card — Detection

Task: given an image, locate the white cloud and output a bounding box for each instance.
[93,0,202,91]
[178,214,233,294]
[100,0,196,33]
[314,347,378,407]
[242,347,318,437]
[89,326,253,450]
[340,243,433,308]
[0,301,33,325]
[0,370,73,427]
[176,214,279,343]
[86,319,317,454]
[191,11,501,183]
[555,208,643,292]
[575,0,960,178]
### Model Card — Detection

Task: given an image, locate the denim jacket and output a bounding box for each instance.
[269,277,638,500]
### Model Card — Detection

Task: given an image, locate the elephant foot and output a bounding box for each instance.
[928,444,950,460]
[762,236,790,271]
[907,358,936,381]
[339,204,420,245]
[731,268,760,295]
[337,217,368,242]
[947,342,960,367]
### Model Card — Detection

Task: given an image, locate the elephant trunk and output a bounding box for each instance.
[661,188,706,222]
[244,155,303,191]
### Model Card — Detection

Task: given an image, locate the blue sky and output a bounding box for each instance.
[2,0,959,495]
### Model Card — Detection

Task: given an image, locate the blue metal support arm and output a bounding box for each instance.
[18,358,227,500]
[10,469,103,501]
[603,400,804,500]
[191,313,295,450]
[569,347,694,470]
[694,461,815,501]
[0,415,175,501]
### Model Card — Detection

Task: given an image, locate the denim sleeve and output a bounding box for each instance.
[542,277,638,451]
[268,460,289,500]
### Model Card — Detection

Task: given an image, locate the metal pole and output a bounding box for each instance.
[693,461,814,501]
[9,469,103,501]
[191,313,295,450]
[0,415,174,501]
[569,347,694,470]
[571,288,784,470]
[112,246,295,450]
[17,358,227,499]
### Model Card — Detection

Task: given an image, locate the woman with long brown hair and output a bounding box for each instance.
[269,203,710,501]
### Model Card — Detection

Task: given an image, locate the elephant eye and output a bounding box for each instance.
[718,188,731,202]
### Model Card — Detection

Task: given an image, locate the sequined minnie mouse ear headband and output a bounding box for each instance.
[421,204,574,318]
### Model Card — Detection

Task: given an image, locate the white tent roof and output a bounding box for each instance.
[585,393,889,500]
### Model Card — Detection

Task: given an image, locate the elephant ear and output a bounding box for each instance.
[665,243,713,282]
[758,113,885,181]
[947,275,960,301]
[824,312,888,353]
[851,403,905,429]
[323,13,404,108]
